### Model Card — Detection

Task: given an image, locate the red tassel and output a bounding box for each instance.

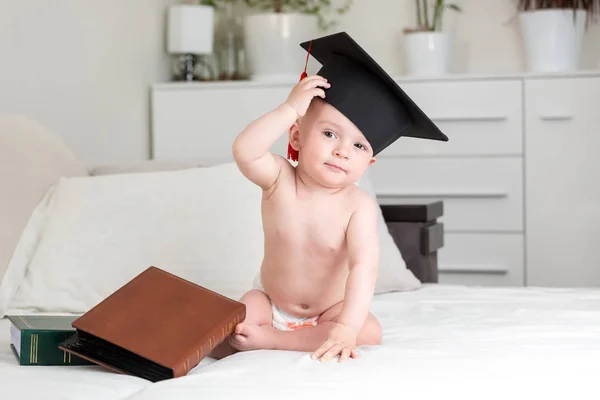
[287,40,312,162]
[287,142,299,162]
[300,40,312,79]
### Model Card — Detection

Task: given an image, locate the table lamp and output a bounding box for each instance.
[167,4,214,81]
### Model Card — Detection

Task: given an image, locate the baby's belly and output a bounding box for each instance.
[260,264,348,318]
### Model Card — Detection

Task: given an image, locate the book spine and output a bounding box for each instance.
[174,308,246,378]
[19,330,94,366]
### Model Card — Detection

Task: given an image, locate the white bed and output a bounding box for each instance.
[1,115,599,399]
[2,284,599,400]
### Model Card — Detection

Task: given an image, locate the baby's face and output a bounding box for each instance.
[293,99,376,188]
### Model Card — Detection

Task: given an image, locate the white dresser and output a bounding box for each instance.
[150,71,600,288]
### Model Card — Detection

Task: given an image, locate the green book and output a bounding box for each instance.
[7,315,94,366]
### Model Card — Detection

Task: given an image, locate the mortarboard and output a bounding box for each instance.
[287,31,448,162]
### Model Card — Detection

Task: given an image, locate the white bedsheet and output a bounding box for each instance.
[1,284,599,400]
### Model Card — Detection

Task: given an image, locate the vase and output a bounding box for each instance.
[244,12,318,82]
[214,1,249,80]
[404,31,450,76]
[519,9,586,73]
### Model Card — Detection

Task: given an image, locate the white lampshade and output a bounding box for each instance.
[167,5,214,54]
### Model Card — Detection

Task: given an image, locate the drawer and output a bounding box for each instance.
[151,84,291,161]
[437,232,524,287]
[371,157,523,232]
[383,79,523,157]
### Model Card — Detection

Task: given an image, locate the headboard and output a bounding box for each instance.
[0,114,88,283]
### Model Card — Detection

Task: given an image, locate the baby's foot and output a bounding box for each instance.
[229,323,275,352]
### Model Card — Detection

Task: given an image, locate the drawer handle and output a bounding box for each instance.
[432,115,507,123]
[440,264,508,274]
[377,189,508,199]
[539,114,573,121]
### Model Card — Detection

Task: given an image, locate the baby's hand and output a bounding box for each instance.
[311,322,359,363]
[284,75,330,118]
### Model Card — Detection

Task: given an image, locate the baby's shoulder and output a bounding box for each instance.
[344,183,378,212]
[346,181,372,199]
[339,185,379,233]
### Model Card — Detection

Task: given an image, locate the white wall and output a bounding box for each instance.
[0,0,178,165]
[1,0,599,165]
[332,0,600,76]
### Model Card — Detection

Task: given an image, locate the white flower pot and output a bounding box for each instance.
[404,31,450,76]
[244,13,318,82]
[519,9,586,72]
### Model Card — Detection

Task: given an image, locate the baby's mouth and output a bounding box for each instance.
[325,162,346,172]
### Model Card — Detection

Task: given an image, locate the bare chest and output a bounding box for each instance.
[264,196,349,255]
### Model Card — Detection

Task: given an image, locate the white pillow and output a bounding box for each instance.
[0,162,419,317]
[1,163,264,316]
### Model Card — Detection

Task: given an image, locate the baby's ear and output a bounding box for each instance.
[288,121,301,151]
[368,156,376,166]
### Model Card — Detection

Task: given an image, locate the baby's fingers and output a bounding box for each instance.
[319,343,343,363]
[338,347,352,363]
[301,74,326,82]
[311,339,334,360]
[302,75,330,88]
[312,88,326,99]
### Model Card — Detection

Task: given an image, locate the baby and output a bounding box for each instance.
[211,32,447,363]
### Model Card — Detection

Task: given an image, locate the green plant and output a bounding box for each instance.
[517,0,600,16]
[516,0,600,13]
[198,0,237,8]
[243,0,353,30]
[410,0,462,32]
[516,0,600,24]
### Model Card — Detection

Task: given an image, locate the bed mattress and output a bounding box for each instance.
[1,284,599,400]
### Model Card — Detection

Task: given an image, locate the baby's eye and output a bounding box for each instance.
[324,131,336,138]
[355,143,366,150]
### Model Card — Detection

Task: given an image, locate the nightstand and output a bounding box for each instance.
[381,201,444,283]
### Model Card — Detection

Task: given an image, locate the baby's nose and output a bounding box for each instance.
[334,147,349,158]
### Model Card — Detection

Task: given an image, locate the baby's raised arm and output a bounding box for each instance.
[232,75,329,190]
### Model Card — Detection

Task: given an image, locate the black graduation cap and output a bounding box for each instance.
[298,32,448,156]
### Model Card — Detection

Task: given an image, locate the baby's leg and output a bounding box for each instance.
[261,310,381,353]
[209,289,272,359]
[232,301,381,355]
[320,301,383,346]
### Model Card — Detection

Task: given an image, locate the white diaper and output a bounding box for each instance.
[252,274,319,331]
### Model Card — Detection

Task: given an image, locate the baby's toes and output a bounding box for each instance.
[228,330,248,350]
[234,323,246,334]
[233,333,247,343]
[228,333,243,345]
[229,335,249,351]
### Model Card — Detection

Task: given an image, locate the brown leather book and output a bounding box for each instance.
[58,266,245,382]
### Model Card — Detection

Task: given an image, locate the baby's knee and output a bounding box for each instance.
[240,289,270,308]
[238,289,272,325]
[358,315,382,346]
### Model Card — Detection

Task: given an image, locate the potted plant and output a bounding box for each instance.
[403,0,462,76]
[242,0,353,82]
[517,0,600,72]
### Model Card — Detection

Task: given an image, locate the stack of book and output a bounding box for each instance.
[6,266,246,382]
[8,314,93,366]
